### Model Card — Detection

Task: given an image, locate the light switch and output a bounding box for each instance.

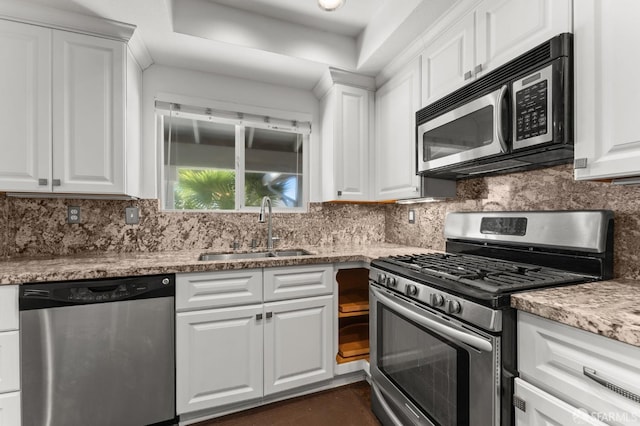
[408,209,416,224]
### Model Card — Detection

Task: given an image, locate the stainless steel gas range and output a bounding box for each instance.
[369,210,614,426]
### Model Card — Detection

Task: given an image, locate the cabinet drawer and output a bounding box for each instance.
[0,331,19,394]
[176,270,262,311]
[0,391,21,425]
[264,265,333,301]
[514,378,607,425]
[518,312,640,425]
[0,287,18,332]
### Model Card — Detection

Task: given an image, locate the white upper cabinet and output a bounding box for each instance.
[375,58,421,200]
[323,85,372,201]
[52,31,126,194]
[573,0,640,181]
[0,20,51,192]
[421,0,571,107]
[475,0,572,77]
[421,13,475,107]
[0,19,141,196]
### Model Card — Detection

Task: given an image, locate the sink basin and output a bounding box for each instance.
[198,249,312,261]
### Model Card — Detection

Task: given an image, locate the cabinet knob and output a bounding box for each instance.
[38,178,48,186]
[266,312,273,319]
[464,71,473,80]
[256,313,263,321]
[52,179,61,186]
[474,64,483,75]
[337,190,342,197]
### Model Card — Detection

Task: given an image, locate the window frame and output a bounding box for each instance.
[156,95,311,213]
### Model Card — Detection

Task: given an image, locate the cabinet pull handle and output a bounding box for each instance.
[583,367,640,403]
[266,312,273,319]
[464,71,473,80]
[38,178,48,186]
[337,190,342,197]
[52,179,61,186]
[256,313,263,321]
[474,64,483,75]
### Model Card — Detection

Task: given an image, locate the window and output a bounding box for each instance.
[157,101,310,211]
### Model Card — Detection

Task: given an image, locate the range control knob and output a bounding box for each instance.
[448,300,462,314]
[377,273,387,285]
[161,278,170,286]
[386,277,397,288]
[430,293,445,307]
[406,284,418,296]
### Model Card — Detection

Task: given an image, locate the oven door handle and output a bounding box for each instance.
[372,288,493,353]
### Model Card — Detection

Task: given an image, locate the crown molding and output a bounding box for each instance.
[313,67,376,99]
[0,0,135,42]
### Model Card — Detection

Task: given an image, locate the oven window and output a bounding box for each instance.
[423,105,494,162]
[378,305,469,426]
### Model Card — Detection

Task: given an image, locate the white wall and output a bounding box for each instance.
[141,64,321,201]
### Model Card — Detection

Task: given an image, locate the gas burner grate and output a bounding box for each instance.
[383,253,585,294]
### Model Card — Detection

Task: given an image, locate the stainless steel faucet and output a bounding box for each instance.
[258,196,274,250]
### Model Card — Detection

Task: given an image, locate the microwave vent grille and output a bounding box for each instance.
[417,38,556,124]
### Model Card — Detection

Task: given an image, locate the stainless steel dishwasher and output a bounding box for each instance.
[20,274,177,426]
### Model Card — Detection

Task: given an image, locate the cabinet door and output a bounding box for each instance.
[264,264,333,302]
[514,379,606,426]
[264,295,333,395]
[0,332,19,394]
[176,269,263,311]
[574,0,640,180]
[0,20,51,192]
[375,58,421,201]
[476,0,572,77]
[421,12,475,106]
[176,305,263,414]
[52,30,126,194]
[0,392,21,426]
[0,286,18,333]
[334,85,371,201]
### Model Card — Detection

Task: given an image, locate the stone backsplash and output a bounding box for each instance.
[2,163,640,279]
[0,198,386,258]
[385,164,640,279]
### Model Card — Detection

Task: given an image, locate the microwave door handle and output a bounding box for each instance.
[496,84,509,152]
[372,288,493,353]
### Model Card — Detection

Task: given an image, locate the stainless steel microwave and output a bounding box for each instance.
[417,33,573,179]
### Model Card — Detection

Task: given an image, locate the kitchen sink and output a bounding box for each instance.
[198,249,312,261]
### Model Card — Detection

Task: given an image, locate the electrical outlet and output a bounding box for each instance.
[125,207,139,225]
[67,206,81,224]
[408,209,416,224]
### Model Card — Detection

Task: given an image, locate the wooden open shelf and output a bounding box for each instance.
[338,323,369,358]
[336,267,370,364]
[338,289,369,317]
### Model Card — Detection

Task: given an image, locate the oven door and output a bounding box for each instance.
[369,284,500,426]
[417,85,509,173]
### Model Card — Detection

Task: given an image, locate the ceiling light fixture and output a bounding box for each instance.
[318,0,346,12]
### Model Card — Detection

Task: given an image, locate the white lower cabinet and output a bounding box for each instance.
[0,286,19,426]
[517,312,640,426]
[0,392,21,426]
[176,267,334,417]
[176,304,264,414]
[264,295,333,395]
[515,379,606,426]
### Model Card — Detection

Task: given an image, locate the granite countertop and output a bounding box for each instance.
[511,279,640,348]
[0,244,434,285]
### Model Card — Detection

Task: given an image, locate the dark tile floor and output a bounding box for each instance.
[194,381,381,426]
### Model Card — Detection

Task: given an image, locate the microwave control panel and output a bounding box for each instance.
[512,63,554,146]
